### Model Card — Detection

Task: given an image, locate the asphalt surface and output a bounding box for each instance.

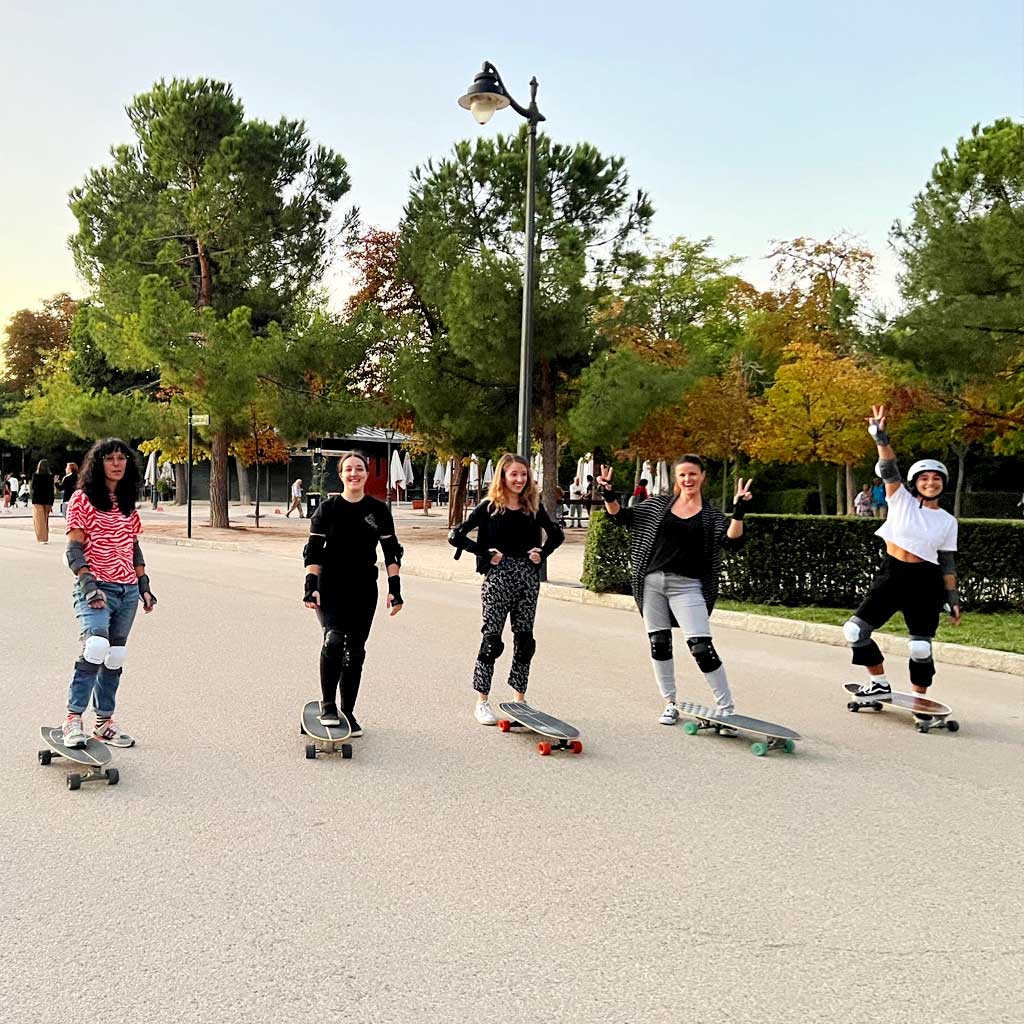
[2,527,1022,1024]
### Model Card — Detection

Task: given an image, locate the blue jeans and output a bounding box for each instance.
[67,581,139,716]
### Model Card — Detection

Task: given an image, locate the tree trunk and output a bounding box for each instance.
[209,429,230,528]
[816,464,828,515]
[422,454,431,516]
[173,463,187,505]
[634,455,642,488]
[448,459,469,528]
[721,461,729,509]
[835,465,843,517]
[235,455,251,506]
[952,444,967,517]
[538,359,559,514]
[845,463,856,516]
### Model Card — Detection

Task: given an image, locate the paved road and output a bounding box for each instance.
[2,528,1021,1023]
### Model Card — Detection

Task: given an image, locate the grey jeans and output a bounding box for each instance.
[641,572,734,713]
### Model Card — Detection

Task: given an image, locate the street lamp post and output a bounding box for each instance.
[383,427,396,511]
[459,62,546,458]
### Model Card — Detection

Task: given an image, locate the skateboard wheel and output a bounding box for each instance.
[305,743,317,759]
[751,742,768,757]
[537,742,552,756]
[105,768,119,786]
[38,750,52,765]
[946,719,960,733]
[570,740,583,754]
[682,721,699,735]
[342,744,353,759]
[872,702,884,711]
[498,719,511,732]
[783,739,797,753]
[847,701,860,712]
[916,722,930,734]
[67,773,82,791]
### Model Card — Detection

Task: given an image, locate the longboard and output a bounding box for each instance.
[497,702,583,756]
[842,682,959,734]
[675,702,801,756]
[300,701,353,760]
[38,727,119,790]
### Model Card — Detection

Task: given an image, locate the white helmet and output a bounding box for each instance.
[907,459,948,495]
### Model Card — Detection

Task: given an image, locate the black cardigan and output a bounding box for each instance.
[29,474,55,505]
[608,494,744,615]
[449,500,564,575]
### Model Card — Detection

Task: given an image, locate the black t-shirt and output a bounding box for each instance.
[60,475,78,501]
[308,495,396,578]
[647,509,705,579]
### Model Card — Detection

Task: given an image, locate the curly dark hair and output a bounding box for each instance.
[78,438,141,514]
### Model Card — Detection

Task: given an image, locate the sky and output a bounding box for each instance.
[0,0,1021,333]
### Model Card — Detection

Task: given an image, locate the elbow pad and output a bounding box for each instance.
[133,540,145,568]
[304,534,326,566]
[380,535,403,567]
[876,458,901,484]
[938,550,957,575]
[66,539,89,575]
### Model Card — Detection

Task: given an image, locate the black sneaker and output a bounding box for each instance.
[345,712,363,737]
[318,702,341,727]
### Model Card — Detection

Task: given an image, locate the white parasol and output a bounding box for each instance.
[443,460,451,488]
[468,454,480,490]
[483,459,494,487]
[403,452,415,486]
[144,451,158,486]
[390,449,406,498]
[656,460,670,495]
[432,461,446,488]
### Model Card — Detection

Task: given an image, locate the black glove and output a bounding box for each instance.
[137,573,157,607]
[77,570,104,605]
[598,483,620,505]
[730,504,747,521]
[388,574,404,607]
[303,573,319,603]
[944,588,961,612]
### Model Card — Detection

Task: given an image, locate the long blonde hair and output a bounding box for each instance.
[486,453,539,514]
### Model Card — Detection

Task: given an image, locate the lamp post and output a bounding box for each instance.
[459,62,546,458]
[383,427,396,511]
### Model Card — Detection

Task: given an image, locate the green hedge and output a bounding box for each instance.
[757,488,828,515]
[582,512,1024,611]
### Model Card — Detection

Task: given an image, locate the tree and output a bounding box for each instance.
[746,343,888,514]
[67,78,354,526]
[1,293,77,395]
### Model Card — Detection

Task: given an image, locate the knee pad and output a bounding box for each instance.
[345,644,366,671]
[104,646,127,670]
[478,633,504,664]
[843,617,873,646]
[687,636,722,673]
[512,632,537,665]
[82,635,110,665]
[648,630,672,662]
[908,638,933,662]
[908,637,935,686]
[322,628,347,658]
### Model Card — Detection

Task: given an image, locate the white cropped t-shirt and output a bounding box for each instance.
[875,485,957,565]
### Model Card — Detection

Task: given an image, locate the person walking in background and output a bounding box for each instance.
[631,477,650,506]
[2,473,14,510]
[19,476,30,507]
[871,476,887,519]
[287,477,304,518]
[59,462,79,516]
[568,479,584,528]
[854,483,873,517]
[30,460,55,542]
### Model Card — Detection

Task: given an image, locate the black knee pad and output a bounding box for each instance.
[687,636,722,673]
[648,630,672,662]
[478,633,504,664]
[851,639,883,667]
[512,632,537,665]
[908,657,935,687]
[322,628,347,659]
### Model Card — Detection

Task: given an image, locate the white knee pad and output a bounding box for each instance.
[843,618,871,645]
[82,635,110,665]
[908,639,932,662]
[104,646,127,670]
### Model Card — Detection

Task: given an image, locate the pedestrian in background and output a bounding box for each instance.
[871,476,887,519]
[854,483,873,517]
[59,462,79,516]
[286,477,304,518]
[2,473,14,510]
[30,459,55,542]
[19,476,30,507]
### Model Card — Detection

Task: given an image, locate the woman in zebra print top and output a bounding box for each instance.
[597,455,752,726]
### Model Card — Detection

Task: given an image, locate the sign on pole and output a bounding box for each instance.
[189,414,210,426]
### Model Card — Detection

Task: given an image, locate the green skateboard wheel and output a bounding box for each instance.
[682,721,699,735]
[751,742,768,757]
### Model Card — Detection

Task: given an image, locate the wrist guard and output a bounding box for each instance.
[730,504,747,521]
[944,588,961,611]
[137,574,157,606]
[66,539,89,575]
[600,486,620,506]
[388,574,404,606]
[303,573,319,603]
[133,540,146,568]
[868,422,891,446]
[78,571,103,604]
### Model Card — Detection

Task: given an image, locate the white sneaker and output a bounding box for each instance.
[62,714,87,749]
[658,702,679,726]
[474,700,498,726]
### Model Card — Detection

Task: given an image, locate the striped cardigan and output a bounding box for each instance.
[608,495,744,616]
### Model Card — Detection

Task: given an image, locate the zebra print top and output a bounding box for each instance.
[608,494,744,615]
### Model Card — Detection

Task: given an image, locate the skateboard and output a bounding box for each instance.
[38,727,119,790]
[675,702,801,756]
[843,682,959,734]
[300,701,353,760]
[497,702,583,756]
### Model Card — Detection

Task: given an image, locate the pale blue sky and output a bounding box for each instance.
[1,0,1020,330]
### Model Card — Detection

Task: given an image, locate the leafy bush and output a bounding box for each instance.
[960,492,1022,519]
[581,509,631,595]
[758,488,826,515]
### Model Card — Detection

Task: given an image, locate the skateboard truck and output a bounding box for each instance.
[37,747,119,790]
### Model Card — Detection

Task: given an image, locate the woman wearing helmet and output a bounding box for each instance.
[844,405,961,700]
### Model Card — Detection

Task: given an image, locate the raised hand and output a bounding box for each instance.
[733,477,754,504]
[597,465,615,490]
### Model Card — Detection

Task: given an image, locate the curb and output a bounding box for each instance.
[144,533,1024,676]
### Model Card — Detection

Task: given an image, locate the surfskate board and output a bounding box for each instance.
[497,702,583,756]
[300,701,353,760]
[675,702,801,756]
[843,682,959,734]
[38,727,119,789]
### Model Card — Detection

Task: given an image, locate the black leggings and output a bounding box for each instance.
[316,576,377,713]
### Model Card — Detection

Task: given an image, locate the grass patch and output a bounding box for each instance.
[715,600,1024,656]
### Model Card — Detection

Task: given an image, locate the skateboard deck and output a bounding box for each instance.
[675,702,801,756]
[842,682,958,734]
[497,702,583,756]
[38,727,119,789]
[301,701,353,759]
